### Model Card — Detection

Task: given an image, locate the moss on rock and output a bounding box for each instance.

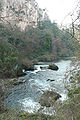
[48,64,59,70]
[39,91,61,107]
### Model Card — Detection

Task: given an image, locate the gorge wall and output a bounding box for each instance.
[0,0,49,30]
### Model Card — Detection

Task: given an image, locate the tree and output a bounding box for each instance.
[0,41,18,78]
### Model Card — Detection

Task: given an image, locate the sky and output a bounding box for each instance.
[36,0,78,26]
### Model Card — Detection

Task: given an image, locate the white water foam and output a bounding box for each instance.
[19,98,41,113]
[41,107,55,116]
[6,60,72,115]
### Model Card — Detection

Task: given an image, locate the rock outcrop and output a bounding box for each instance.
[48,64,59,70]
[0,0,50,30]
[39,91,61,107]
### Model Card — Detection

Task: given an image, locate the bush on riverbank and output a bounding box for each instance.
[0,17,78,117]
[0,109,60,120]
[0,42,18,78]
[0,19,77,78]
[54,62,80,120]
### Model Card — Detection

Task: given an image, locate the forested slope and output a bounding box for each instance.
[0,20,77,78]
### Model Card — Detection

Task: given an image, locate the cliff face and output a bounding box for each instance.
[1,0,49,30]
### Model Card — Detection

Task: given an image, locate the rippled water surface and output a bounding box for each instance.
[5,60,71,114]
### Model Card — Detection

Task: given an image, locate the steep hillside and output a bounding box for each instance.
[0,0,78,78]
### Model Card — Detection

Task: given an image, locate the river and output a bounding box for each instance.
[5,59,71,115]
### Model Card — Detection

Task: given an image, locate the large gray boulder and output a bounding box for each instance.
[39,91,61,107]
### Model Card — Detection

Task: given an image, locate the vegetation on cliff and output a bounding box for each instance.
[0,0,80,119]
[0,20,77,78]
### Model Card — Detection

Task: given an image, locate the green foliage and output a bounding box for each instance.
[38,20,52,30]
[43,32,52,51]
[68,87,80,97]
[0,2,2,11]
[0,20,77,77]
[0,109,58,120]
[61,29,78,54]
[0,41,18,78]
[55,65,80,120]
[52,22,60,38]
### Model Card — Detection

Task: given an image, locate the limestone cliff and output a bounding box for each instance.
[0,0,49,30]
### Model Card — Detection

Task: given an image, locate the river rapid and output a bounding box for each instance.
[5,59,71,115]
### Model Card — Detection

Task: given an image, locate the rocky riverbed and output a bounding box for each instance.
[4,60,71,115]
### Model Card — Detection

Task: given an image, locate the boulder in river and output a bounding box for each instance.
[47,79,55,82]
[40,66,47,70]
[48,64,59,70]
[16,66,27,77]
[16,59,36,77]
[39,91,61,107]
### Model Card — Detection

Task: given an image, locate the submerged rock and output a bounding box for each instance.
[39,91,61,107]
[40,66,47,70]
[48,64,59,70]
[13,77,27,85]
[47,79,55,82]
